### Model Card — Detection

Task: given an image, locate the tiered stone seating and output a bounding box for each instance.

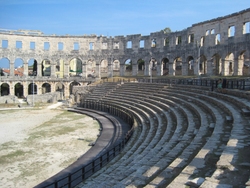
[76,82,250,188]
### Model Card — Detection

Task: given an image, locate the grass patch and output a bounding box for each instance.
[0,150,27,165]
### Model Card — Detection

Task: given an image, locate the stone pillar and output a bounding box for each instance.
[37,82,42,95]
[145,62,150,76]
[82,62,87,79]
[132,63,138,76]
[50,62,56,78]
[157,63,162,76]
[64,62,69,78]
[95,63,100,78]
[23,82,28,98]
[37,61,42,77]
[168,62,175,76]
[108,58,112,78]
[120,64,125,76]
[182,62,188,76]
[235,58,244,76]
[23,59,29,77]
[9,82,14,95]
[221,59,225,76]
[206,59,213,76]
[9,57,15,77]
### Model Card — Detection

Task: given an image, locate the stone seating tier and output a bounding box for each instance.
[76,82,250,188]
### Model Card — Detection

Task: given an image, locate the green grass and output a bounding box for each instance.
[0,150,27,164]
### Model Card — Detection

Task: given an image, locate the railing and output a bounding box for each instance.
[35,102,135,188]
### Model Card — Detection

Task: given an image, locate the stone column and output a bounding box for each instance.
[23,59,29,77]
[95,63,100,78]
[168,62,175,76]
[206,59,213,76]
[157,63,162,76]
[145,61,150,76]
[37,82,42,95]
[182,62,188,76]
[9,57,15,77]
[37,60,42,77]
[50,62,56,78]
[82,62,87,79]
[235,58,244,76]
[64,62,69,78]
[9,82,14,95]
[221,59,225,76]
[23,81,28,98]
[120,64,125,76]
[132,63,138,76]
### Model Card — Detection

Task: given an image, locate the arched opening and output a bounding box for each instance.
[125,59,132,76]
[187,56,194,75]
[28,58,38,76]
[212,54,222,76]
[113,59,120,77]
[200,55,207,75]
[241,52,250,76]
[55,82,65,100]
[1,83,10,96]
[14,58,24,77]
[162,58,169,76]
[174,57,182,76]
[15,83,24,98]
[69,81,80,95]
[55,59,64,78]
[150,58,157,76]
[225,53,234,76]
[69,58,82,77]
[137,59,145,76]
[0,58,10,76]
[100,59,108,77]
[42,83,51,94]
[42,59,51,76]
[28,83,37,95]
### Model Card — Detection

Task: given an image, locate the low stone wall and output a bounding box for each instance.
[26,92,62,104]
[0,95,19,104]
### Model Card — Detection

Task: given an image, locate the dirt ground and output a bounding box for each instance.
[0,104,99,188]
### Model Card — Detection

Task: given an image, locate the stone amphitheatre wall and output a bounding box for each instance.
[0,8,250,98]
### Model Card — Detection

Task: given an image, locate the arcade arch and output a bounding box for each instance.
[69,58,82,76]
[55,59,65,78]
[162,58,169,76]
[113,59,120,77]
[0,58,10,75]
[212,54,222,75]
[0,83,9,96]
[174,57,182,76]
[187,56,194,76]
[125,59,132,76]
[138,59,145,76]
[42,59,51,76]
[14,82,23,97]
[42,83,51,94]
[28,58,37,76]
[28,83,37,95]
[200,55,207,75]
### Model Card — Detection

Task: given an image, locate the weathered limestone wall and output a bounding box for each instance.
[0,8,250,98]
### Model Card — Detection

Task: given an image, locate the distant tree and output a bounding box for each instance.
[161,27,171,34]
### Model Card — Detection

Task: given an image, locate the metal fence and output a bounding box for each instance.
[35,103,135,188]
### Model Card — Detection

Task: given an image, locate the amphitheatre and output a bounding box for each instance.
[0,7,250,188]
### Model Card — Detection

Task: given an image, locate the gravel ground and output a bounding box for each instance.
[0,104,99,188]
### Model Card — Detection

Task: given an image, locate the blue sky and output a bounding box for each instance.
[0,0,249,36]
[0,0,249,68]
